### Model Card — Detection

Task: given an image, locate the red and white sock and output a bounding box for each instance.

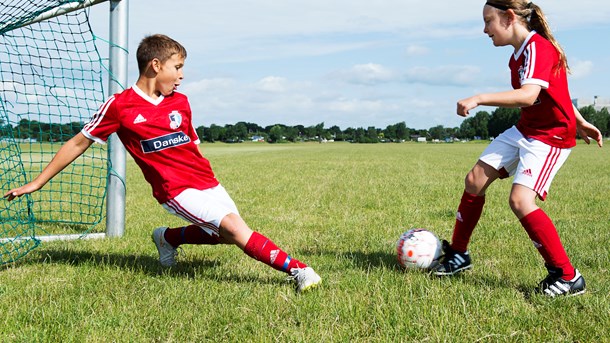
[520,208,575,280]
[243,231,306,273]
[451,191,485,252]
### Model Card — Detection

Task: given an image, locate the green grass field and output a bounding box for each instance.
[1,141,609,342]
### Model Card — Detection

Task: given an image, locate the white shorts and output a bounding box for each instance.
[161,185,239,237]
[479,126,571,200]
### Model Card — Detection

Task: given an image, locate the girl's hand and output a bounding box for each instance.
[577,121,603,147]
[457,96,479,117]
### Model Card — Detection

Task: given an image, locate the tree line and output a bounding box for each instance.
[195,105,609,143]
[2,105,608,143]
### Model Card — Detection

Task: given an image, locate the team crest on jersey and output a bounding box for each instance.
[168,110,182,129]
[518,65,526,81]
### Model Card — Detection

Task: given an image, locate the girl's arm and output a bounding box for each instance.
[457,84,541,117]
[3,132,94,201]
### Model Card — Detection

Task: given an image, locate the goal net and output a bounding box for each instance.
[0,0,109,264]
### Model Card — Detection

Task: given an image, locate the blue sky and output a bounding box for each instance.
[89,0,610,130]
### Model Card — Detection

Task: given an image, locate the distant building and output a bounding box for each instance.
[572,96,610,111]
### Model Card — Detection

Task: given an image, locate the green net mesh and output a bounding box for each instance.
[0,0,108,264]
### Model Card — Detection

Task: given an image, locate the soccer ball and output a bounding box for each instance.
[396,228,442,270]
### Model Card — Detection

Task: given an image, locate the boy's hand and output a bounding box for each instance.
[3,182,42,201]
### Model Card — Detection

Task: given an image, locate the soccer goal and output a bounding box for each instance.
[0,0,128,264]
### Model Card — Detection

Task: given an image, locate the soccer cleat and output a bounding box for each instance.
[538,265,586,297]
[432,240,472,276]
[289,267,321,293]
[152,227,178,267]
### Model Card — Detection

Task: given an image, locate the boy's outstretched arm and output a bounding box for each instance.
[3,132,94,201]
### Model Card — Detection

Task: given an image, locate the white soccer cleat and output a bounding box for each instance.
[152,227,178,267]
[289,267,321,293]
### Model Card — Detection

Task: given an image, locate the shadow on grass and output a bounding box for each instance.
[301,247,540,297]
[17,246,280,286]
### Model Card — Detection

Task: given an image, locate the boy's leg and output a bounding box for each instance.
[163,224,221,247]
[221,213,321,292]
[220,213,306,272]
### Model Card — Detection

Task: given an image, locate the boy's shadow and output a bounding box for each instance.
[25,247,279,286]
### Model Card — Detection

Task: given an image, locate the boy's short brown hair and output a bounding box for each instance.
[136,34,187,74]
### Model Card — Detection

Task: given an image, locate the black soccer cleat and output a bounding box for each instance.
[538,264,586,297]
[433,240,472,276]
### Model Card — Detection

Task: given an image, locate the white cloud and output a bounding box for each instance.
[569,60,594,79]
[256,76,288,93]
[405,45,430,57]
[404,65,482,86]
[182,78,235,94]
[329,63,397,85]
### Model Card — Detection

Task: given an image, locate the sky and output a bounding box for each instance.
[88,0,610,130]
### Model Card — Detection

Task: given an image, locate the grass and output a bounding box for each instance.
[1,141,609,342]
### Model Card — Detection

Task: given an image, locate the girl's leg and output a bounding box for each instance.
[511,184,575,280]
[451,160,499,252]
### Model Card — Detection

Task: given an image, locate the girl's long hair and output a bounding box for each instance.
[486,0,569,73]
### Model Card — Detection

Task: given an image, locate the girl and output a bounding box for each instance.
[433,0,603,297]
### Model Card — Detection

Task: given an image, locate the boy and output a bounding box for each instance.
[4,34,321,293]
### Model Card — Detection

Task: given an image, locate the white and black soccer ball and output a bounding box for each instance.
[396,228,442,270]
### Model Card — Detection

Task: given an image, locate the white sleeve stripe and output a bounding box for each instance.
[81,129,107,144]
[524,42,536,80]
[521,78,549,89]
[83,96,116,132]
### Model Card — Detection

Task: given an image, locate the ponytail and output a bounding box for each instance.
[486,0,569,73]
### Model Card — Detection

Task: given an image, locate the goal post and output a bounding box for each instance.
[106,0,128,237]
[0,0,128,263]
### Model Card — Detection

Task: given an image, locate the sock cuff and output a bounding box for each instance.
[462,191,485,205]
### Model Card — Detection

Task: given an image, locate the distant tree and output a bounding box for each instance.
[343,127,356,141]
[457,119,474,139]
[395,122,410,140]
[366,126,379,143]
[284,126,299,142]
[591,107,610,137]
[384,124,397,141]
[579,105,596,122]
[304,125,317,139]
[268,125,284,143]
[233,122,248,140]
[205,124,223,142]
[428,125,446,140]
[328,125,343,140]
[472,111,490,139]
[488,107,520,137]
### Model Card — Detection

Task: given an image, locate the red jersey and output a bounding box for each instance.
[82,85,219,203]
[510,31,576,148]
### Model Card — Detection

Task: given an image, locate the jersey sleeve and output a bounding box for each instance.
[81,96,121,144]
[520,40,553,89]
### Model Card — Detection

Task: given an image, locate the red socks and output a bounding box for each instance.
[520,209,575,280]
[163,225,221,247]
[163,227,305,274]
[451,191,486,252]
[243,231,306,273]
